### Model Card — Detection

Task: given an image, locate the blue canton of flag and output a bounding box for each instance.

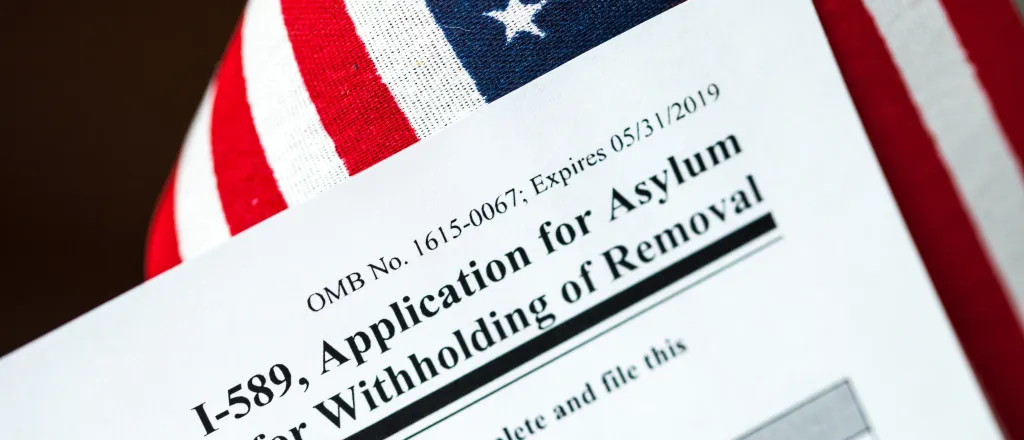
[426,0,685,102]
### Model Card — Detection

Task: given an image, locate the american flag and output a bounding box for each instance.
[144,0,1024,433]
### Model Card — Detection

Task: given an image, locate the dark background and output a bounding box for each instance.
[1,1,247,356]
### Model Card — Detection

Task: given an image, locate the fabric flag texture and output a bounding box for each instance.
[144,0,1024,436]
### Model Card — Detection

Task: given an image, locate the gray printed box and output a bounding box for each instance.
[738,381,873,440]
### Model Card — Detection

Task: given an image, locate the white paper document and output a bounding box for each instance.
[0,0,1004,438]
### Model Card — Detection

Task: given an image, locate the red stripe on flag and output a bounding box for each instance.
[940,0,1024,166]
[145,169,182,279]
[814,0,1024,435]
[281,0,419,174]
[211,24,289,235]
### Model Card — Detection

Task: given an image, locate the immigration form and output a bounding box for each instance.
[0,0,1006,439]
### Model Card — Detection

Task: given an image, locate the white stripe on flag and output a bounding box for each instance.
[242,0,351,205]
[174,86,232,260]
[864,0,1024,310]
[344,0,486,138]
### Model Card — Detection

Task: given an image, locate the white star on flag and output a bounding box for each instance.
[485,0,548,43]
